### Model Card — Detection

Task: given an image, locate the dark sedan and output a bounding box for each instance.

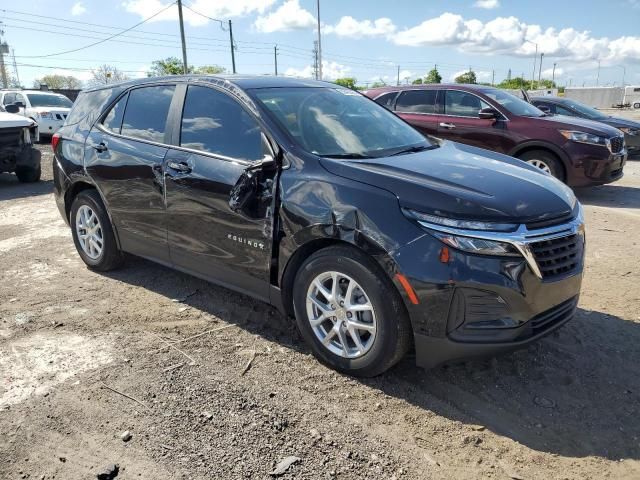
[531,96,640,156]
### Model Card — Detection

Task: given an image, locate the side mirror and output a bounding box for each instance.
[478,107,500,120]
[538,105,551,114]
[5,104,19,114]
[14,101,25,109]
[228,154,275,213]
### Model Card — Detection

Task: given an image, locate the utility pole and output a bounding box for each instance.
[229,20,236,74]
[396,65,400,86]
[552,62,556,85]
[532,44,537,87]
[316,0,322,80]
[538,52,544,84]
[176,0,188,74]
[312,41,319,80]
[0,24,8,88]
[507,68,511,81]
[491,70,495,86]
[596,60,600,86]
[621,65,626,86]
[274,45,278,76]
[11,48,19,87]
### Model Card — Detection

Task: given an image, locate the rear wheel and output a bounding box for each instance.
[70,190,123,271]
[292,246,412,377]
[518,149,564,181]
[15,148,41,183]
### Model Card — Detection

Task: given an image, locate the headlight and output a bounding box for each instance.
[403,209,517,232]
[619,127,639,136]
[559,130,607,147]
[431,231,520,256]
[36,112,53,120]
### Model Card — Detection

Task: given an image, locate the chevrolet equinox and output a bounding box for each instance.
[53,76,585,376]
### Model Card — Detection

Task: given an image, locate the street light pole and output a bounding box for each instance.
[229,20,236,74]
[538,52,544,84]
[552,62,556,85]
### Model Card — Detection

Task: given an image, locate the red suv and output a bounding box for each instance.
[364,84,626,187]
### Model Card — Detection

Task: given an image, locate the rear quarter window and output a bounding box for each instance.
[65,89,113,126]
[396,90,438,114]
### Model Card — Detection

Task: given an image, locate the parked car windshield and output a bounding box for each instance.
[26,94,73,108]
[252,87,432,158]
[560,100,608,120]
[481,88,545,117]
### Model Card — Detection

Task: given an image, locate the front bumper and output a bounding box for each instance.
[564,142,626,187]
[35,117,65,136]
[392,215,584,369]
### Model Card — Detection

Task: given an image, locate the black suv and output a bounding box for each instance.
[53,76,585,376]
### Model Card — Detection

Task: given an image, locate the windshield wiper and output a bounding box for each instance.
[389,144,434,156]
[322,153,373,159]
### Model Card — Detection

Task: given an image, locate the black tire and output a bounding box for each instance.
[518,149,564,182]
[292,246,412,377]
[70,190,123,271]
[15,149,42,183]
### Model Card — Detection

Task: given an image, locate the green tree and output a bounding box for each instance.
[454,71,477,84]
[370,79,387,88]
[424,67,442,84]
[411,78,423,85]
[33,74,82,89]
[334,77,357,90]
[148,57,225,76]
[89,65,129,86]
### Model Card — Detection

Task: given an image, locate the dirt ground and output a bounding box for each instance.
[1,139,639,480]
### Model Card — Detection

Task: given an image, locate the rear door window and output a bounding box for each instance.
[121,85,175,143]
[396,90,437,114]
[445,90,490,117]
[179,85,262,161]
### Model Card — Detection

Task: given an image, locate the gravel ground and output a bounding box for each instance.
[0,143,639,480]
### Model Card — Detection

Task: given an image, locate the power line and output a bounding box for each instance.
[14,1,178,58]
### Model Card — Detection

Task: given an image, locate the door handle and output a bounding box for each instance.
[93,142,108,153]
[439,122,456,129]
[167,161,192,173]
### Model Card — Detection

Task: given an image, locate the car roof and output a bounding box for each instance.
[82,75,336,93]
[1,90,66,95]
[530,96,566,104]
[365,83,496,95]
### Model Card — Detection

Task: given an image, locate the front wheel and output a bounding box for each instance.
[518,150,564,181]
[292,246,412,377]
[70,190,123,271]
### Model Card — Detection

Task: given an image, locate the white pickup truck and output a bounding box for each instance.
[0,106,41,182]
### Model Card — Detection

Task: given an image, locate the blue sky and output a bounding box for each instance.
[1,0,639,87]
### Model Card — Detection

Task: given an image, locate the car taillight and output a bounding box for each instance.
[51,133,61,151]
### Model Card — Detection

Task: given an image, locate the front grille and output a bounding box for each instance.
[529,296,577,336]
[530,234,581,279]
[609,136,624,153]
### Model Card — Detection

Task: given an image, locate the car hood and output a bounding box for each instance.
[599,116,640,130]
[532,114,622,136]
[319,141,577,225]
[0,111,35,128]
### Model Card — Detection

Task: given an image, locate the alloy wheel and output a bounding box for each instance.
[75,205,104,260]
[526,159,552,174]
[306,271,377,359]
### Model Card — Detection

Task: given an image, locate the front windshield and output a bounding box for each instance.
[26,94,73,108]
[481,88,545,117]
[252,87,431,157]
[562,100,607,120]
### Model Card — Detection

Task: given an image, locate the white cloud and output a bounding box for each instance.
[122,0,275,27]
[399,70,414,80]
[285,61,350,80]
[254,0,315,33]
[449,70,492,82]
[71,1,86,16]
[391,12,640,65]
[325,16,396,38]
[474,0,500,9]
[542,67,564,78]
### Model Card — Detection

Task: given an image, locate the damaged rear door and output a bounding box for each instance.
[164,83,277,301]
